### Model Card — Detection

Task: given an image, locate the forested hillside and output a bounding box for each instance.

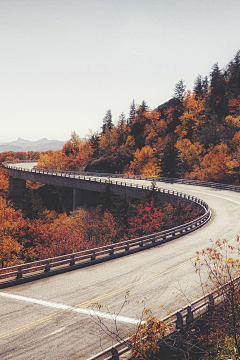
[0,51,239,268]
[37,50,240,184]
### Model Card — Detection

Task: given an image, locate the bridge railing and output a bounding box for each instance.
[0,162,211,285]
[87,275,240,360]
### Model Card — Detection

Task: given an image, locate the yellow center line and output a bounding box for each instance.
[0,259,190,339]
[76,259,190,307]
[0,312,63,339]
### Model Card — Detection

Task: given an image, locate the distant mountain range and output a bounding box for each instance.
[0,138,67,152]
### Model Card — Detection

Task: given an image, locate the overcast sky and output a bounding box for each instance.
[1,0,239,143]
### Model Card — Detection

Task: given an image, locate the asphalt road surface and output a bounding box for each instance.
[1,166,240,359]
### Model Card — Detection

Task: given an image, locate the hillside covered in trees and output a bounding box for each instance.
[36,50,240,185]
[0,51,239,269]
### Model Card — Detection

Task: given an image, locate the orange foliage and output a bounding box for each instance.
[0,168,9,198]
[189,144,236,182]
[0,198,26,266]
[129,309,171,359]
[230,131,240,151]
[229,96,240,116]
[37,132,92,171]
[34,207,118,258]
[179,91,206,142]
[175,138,205,177]
[37,150,65,170]
[126,145,161,176]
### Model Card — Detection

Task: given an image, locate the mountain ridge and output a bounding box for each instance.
[0,138,67,152]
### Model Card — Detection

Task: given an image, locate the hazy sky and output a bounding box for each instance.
[1,0,239,143]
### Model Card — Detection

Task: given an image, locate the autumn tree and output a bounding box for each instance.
[228,96,240,117]
[0,198,26,266]
[175,138,205,177]
[144,110,167,146]
[129,309,171,359]
[126,145,160,177]
[0,168,9,198]
[190,143,236,183]
[128,199,165,238]
[62,131,92,170]
[37,150,65,170]
[223,113,240,141]
[177,91,206,143]
[37,132,92,171]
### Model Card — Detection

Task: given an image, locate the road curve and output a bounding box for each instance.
[1,163,240,359]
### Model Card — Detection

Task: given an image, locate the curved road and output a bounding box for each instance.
[1,163,240,359]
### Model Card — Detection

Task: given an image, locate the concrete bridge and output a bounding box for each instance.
[1,162,240,360]
[4,161,198,210]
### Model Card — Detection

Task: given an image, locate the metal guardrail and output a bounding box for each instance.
[88,275,240,360]
[0,161,210,286]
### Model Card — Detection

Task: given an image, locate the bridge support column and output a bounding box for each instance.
[73,189,76,210]
[73,189,82,211]
[9,176,26,197]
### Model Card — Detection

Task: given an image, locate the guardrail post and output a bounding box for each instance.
[186,306,193,326]
[70,255,75,266]
[16,266,23,279]
[208,293,214,314]
[152,235,156,244]
[109,247,114,256]
[91,251,96,261]
[125,243,129,251]
[110,347,119,360]
[44,261,51,272]
[139,240,143,247]
[176,312,183,329]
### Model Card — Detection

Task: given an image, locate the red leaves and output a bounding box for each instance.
[128,199,165,238]
[229,96,240,116]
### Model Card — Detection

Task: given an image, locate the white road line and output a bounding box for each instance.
[43,327,66,338]
[0,292,140,325]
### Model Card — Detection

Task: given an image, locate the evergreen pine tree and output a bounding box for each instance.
[228,50,240,98]
[193,75,203,98]
[173,80,186,101]
[118,112,126,127]
[102,109,113,134]
[128,99,136,125]
[139,100,148,112]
